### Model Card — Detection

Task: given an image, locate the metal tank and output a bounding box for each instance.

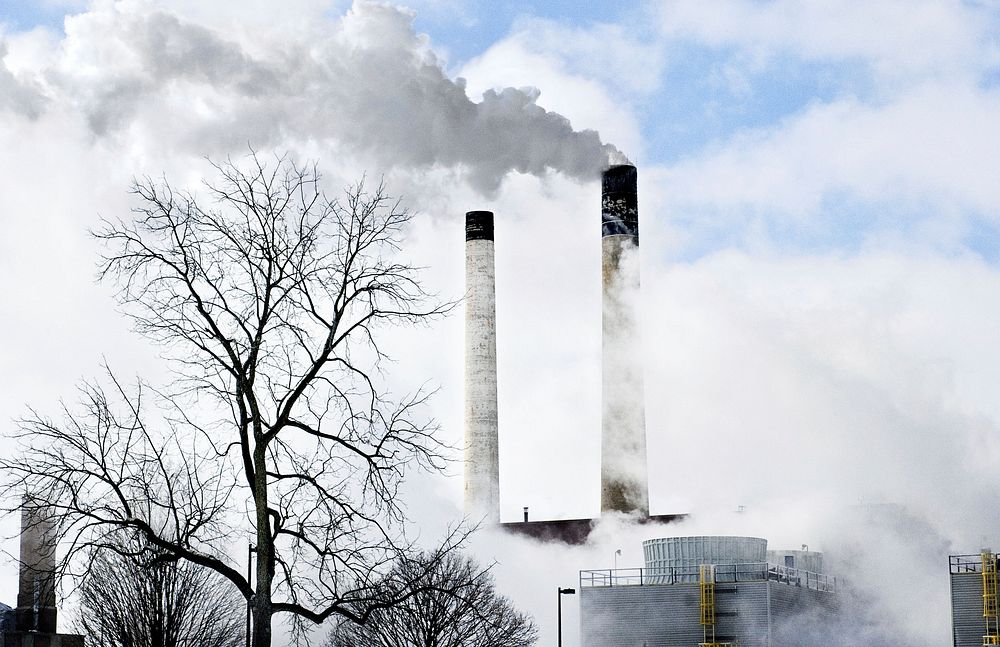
[643,536,768,583]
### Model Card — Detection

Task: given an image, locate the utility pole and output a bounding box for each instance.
[246,544,255,647]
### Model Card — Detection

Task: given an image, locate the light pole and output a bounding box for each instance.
[246,544,256,647]
[558,587,576,647]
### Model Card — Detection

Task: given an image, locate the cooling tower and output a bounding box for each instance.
[601,164,649,515]
[464,210,500,523]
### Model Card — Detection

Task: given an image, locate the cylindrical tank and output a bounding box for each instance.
[643,536,768,583]
[464,211,500,523]
[600,164,648,516]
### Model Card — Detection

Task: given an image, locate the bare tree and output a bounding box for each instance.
[326,551,537,647]
[78,533,244,647]
[1,151,466,647]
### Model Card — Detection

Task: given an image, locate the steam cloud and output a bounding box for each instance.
[1,1,624,193]
[465,505,957,646]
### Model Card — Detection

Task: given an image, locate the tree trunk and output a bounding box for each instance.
[252,445,273,647]
[251,597,272,647]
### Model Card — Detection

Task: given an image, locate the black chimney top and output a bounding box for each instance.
[466,211,494,241]
[601,164,638,238]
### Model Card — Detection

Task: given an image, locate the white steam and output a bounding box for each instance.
[467,505,957,646]
[601,241,648,513]
[1,0,623,194]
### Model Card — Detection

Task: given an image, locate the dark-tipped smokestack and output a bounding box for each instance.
[465,211,500,523]
[601,165,649,516]
[15,501,58,633]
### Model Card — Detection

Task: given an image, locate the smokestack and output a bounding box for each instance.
[15,501,58,633]
[601,164,649,516]
[465,210,500,523]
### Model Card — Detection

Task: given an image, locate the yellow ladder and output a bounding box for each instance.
[983,551,999,647]
[698,564,734,647]
[700,564,716,627]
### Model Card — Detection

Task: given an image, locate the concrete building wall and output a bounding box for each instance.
[951,572,989,647]
[464,211,500,522]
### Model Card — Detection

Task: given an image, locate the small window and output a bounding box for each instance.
[784,555,795,568]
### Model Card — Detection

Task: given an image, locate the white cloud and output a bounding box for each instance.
[659,0,999,81]
[0,40,46,117]
[658,81,1000,232]
[506,15,666,95]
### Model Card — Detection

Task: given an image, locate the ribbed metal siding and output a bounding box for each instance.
[768,582,840,647]
[720,581,770,647]
[580,581,838,647]
[952,572,987,647]
[581,584,704,647]
[580,582,777,647]
[644,536,768,583]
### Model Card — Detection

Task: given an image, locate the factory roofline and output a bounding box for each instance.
[580,562,839,594]
[500,513,686,545]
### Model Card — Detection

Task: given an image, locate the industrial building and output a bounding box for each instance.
[950,551,1000,647]
[464,164,677,541]
[579,536,839,647]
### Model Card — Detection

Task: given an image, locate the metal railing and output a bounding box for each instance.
[952,554,991,574]
[580,562,838,593]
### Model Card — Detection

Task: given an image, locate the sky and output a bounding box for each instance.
[2,0,1000,645]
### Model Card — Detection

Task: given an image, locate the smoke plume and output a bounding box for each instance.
[5,0,623,194]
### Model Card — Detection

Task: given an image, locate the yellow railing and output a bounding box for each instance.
[985,552,998,617]
[984,551,999,647]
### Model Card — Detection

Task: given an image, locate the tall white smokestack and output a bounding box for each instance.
[601,165,649,515]
[465,210,500,523]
